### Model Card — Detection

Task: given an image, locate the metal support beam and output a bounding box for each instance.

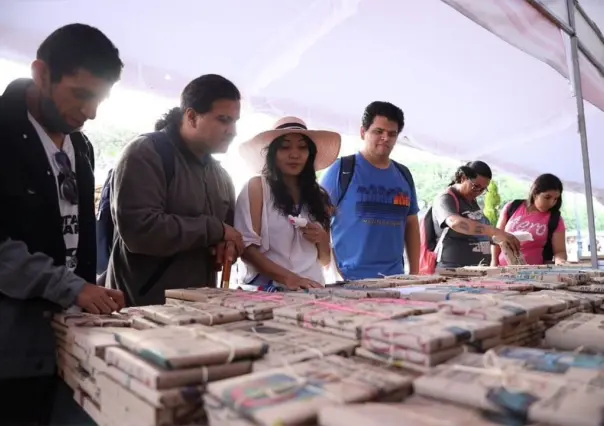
[525,0,604,83]
[575,1,604,49]
[525,0,573,34]
[566,0,599,268]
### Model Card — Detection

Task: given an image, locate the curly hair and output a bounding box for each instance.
[262,134,332,230]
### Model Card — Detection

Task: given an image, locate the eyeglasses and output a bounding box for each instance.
[470,180,489,194]
[54,151,78,205]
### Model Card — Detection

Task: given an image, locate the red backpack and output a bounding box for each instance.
[419,189,460,274]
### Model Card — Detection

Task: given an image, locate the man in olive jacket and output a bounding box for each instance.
[107,74,245,306]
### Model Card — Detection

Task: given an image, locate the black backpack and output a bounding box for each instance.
[95,131,176,274]
[506,199,561,263]
[336,154,416,206]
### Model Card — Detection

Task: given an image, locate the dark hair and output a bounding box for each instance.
[361,101,405,133]
[155,74,240,131]
[155,108,182,131]
[37,24,123,83]
[450,161,492,186]
[529,173,563,211]
[262,135,332,230]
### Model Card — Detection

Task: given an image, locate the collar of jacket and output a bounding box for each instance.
[2,78,34,123]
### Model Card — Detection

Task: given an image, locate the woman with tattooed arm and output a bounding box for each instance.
[431,161,520,268]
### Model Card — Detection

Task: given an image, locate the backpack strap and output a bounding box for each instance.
[392,161,417,203]
[337,154,356,206]
[543,210,561,263]
[337,157,418,207]
[97,169,113,217]
[137,132,178,296]
[445,188,460,213]
[506,199,524,221]
[145,131,176,187]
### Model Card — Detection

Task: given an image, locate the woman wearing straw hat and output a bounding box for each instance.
[234,117,341,291]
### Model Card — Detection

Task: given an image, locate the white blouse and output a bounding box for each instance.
[234,176,325,287]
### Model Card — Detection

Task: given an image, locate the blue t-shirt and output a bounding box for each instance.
[321,153,419,280]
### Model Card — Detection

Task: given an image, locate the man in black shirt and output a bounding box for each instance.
[0,24,125,425]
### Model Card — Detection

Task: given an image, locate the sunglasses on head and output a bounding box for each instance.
[54,151,78,205]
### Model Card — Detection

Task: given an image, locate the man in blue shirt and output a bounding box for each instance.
[321,102,420,280]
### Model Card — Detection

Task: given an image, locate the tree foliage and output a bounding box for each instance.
[483,181,502,225]
[403,159,604,232]
[85,122,604,233]
[87,125,138,174]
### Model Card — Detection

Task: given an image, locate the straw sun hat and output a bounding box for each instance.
[239,116,341,174]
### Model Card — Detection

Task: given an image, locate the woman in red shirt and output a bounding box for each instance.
[492,174,567,266]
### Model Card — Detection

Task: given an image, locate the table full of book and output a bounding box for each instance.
[53,265,604,425]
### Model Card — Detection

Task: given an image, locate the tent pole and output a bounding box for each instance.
[566,0,599,268]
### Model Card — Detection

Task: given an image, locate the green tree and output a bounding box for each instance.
[484,181,502,225]
[86,125,138,172]
[406,160,456,211]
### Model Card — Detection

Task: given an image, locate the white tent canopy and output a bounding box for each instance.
[1,0,603,260]
[2,0,602,194]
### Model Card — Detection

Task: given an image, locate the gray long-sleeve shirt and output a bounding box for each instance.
[0,238,85,378]
[0,238,85,306]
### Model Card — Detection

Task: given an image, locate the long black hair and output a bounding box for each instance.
[529,173,563,211]
[154,74,240,131]
[449,161,492,186]
[262,134,332,230]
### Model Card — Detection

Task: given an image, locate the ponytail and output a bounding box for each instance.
[449,165,477,186]
[154,74,240,132]
[154,107,182,131]
[448,160,492,186]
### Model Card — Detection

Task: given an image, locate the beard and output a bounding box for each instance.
[38,89,77,134]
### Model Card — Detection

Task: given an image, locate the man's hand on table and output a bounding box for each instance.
[76,284,125,314]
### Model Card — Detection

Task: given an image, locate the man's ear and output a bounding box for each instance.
[31,60,50,88]
[184,108,198,129]
[360,126,366,139]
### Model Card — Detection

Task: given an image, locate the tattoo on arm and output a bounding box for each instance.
[450,217,490,236]
[457,221,470,232]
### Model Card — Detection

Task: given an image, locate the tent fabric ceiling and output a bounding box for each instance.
[1,0,603,202]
